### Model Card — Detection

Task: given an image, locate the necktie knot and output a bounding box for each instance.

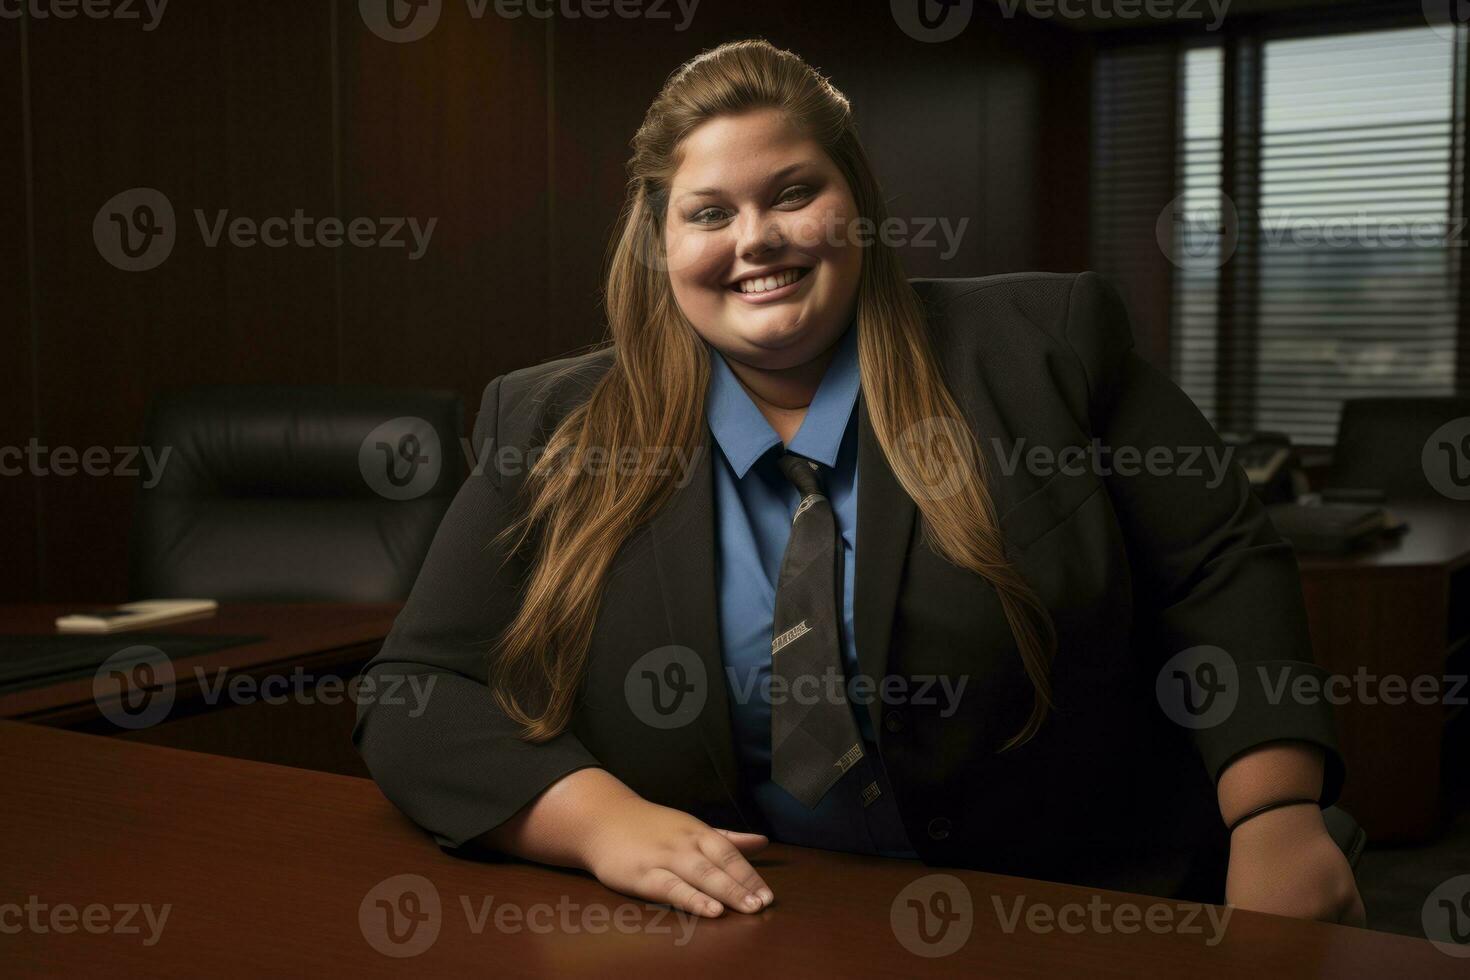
[777,452,826,500]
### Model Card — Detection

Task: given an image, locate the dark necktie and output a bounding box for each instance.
[770,451,866,809]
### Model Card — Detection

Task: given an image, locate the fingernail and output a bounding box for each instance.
[705,902,722,916]
[759,888,774,904]
[744,894,761,910]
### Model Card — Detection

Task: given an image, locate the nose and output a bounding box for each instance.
[734,209,787,261]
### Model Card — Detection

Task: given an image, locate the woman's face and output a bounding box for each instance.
[662,108,863,373]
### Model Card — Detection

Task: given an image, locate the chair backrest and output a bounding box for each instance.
[129,385,464,602]
[1327,397,1470,502]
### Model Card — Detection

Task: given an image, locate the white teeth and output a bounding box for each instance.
[737,267,804,293]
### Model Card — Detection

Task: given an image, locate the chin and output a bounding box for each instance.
[725,314,820,359]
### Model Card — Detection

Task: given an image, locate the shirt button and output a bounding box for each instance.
[927,817,951,841]
[884,711,905,733]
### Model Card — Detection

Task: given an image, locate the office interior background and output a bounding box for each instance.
[4,0,1470,969]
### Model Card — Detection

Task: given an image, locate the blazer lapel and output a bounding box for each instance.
[646,398,919,811]
[854,393,917,737]
[647,423,748,821]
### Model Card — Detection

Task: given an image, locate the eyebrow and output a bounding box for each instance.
[675,162,816,204]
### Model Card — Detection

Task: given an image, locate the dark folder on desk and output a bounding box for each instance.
[1265,502,1399,555]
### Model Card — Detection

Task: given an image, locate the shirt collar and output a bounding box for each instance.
[705,322,860,480]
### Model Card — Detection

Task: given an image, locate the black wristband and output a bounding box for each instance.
[1227,797,1321,834]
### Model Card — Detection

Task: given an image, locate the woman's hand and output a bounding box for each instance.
[580,794,775,918]
[1225,803,1365,925]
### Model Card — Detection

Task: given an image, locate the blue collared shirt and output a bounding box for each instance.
[706,323,917,859]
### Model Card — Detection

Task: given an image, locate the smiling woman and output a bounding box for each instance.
[354,37,1363,927]
[663,108,863,379]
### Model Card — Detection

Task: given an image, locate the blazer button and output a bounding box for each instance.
[884,711,905,733]
[926,817,951,841]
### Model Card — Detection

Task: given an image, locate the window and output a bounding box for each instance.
[1094,22,1468,447]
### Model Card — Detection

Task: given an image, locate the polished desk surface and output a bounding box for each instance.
[2,723,1461,978]
[0,602,401,725]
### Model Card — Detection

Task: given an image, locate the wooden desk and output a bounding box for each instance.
[1,722,1461,978]
[1295,503,1470,843]
[0,603,400,776]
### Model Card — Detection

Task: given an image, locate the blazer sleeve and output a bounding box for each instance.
[352,374,601,851]
[1062,271,1346,804]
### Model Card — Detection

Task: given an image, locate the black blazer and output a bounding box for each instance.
[353,271,1344,902]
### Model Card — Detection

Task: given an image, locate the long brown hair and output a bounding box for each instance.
[491,38,1056,749]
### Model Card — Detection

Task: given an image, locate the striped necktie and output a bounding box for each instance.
[769,451,866,809]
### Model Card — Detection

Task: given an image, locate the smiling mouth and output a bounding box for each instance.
[728,266,813,294]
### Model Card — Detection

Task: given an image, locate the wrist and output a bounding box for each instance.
[573,773,646,870]
[1227,796,1321,834]
[1228,800,1324,844]
[1217,741,1325,827]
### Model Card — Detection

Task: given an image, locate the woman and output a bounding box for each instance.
[355,38,1364,924]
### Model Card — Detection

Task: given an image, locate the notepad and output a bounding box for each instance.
[55,600,220,634]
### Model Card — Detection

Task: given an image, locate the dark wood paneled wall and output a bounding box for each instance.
[2,21,37,603]
[3,1,1092,603]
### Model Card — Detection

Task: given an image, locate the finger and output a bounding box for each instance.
[714,827,769,854]
[642,867,724,918]
[704,832,775,906]
[676,849,766,914]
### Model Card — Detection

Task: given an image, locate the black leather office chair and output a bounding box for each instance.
[1327,396,1470,501]
[130,385,464,602]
